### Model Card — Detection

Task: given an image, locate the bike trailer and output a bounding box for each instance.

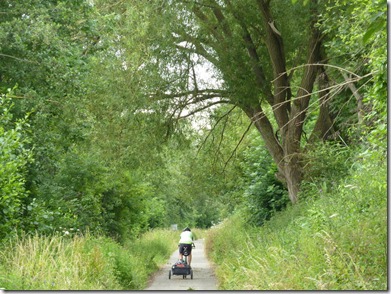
[169,260,193,279]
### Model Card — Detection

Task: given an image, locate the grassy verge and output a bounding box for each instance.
[0,229,178,290]
[205,157,387,290]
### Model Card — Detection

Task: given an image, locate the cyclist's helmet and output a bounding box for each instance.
[183,227,191,232]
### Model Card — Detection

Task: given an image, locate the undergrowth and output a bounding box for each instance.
[205,153,387,290]
[0,229,178,290]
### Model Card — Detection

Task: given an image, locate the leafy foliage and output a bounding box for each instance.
[0,96,33,238]
[240,132,289,225]
[300,141,355,197]
[318,0,387,141]
[206,149,386,290]
[0,0,173,240]
[0,3,386,291]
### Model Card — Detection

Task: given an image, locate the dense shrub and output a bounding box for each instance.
[301,141,355,198]
[0,96,33,239]
[240,136,290,226]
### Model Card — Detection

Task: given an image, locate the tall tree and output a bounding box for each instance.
[124,0,381,203]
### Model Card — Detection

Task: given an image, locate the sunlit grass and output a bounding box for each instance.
[0,233,119,290]
[206,158,387,290]
[0,228,179,290]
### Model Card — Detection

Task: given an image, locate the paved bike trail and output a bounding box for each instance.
[145,238,218,291]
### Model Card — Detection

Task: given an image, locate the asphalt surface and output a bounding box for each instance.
[145,238,218,291]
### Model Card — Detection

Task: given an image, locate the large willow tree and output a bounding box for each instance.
[103,0,383,203]
[131,0,324,203]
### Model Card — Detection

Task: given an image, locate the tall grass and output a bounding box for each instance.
[205,156,387,290]
[0,229,178,290]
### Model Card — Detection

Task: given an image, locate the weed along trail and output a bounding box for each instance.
[145,238,218,291]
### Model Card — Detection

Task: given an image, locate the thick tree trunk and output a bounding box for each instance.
[181,0,326,204]
[284,162,301,204]
[252,0,322,203]
[242,104,301,204]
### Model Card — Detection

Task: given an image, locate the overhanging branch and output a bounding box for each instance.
[152,88,229,102]
[197,105,237,154]
[223,121,253,170]
[178,99,231,119]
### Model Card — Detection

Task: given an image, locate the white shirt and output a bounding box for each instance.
[179,231,193,244]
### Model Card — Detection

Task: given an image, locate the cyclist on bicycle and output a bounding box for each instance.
[178,227,195,266]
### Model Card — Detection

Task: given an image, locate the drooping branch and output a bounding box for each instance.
[160,90,229,118]
[152,88,229,102]
[197,105,237,154]
[0,53,36,63]
[342,72,364,124]
[177,99,231,119]
[217,113,229,156]
[275,71,373,138]
[273,63,363,82]
[173,34,219,65]
[223,121,253,170]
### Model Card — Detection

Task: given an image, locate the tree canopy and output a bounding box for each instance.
[112,0,385,203]
[0,0,386,240]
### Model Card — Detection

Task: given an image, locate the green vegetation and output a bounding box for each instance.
[0,0,386,290]
[205,149,386,290]
[0,96,33,237]
[0,229,178,290]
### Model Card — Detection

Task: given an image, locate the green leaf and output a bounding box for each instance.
[363,18,385,44]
